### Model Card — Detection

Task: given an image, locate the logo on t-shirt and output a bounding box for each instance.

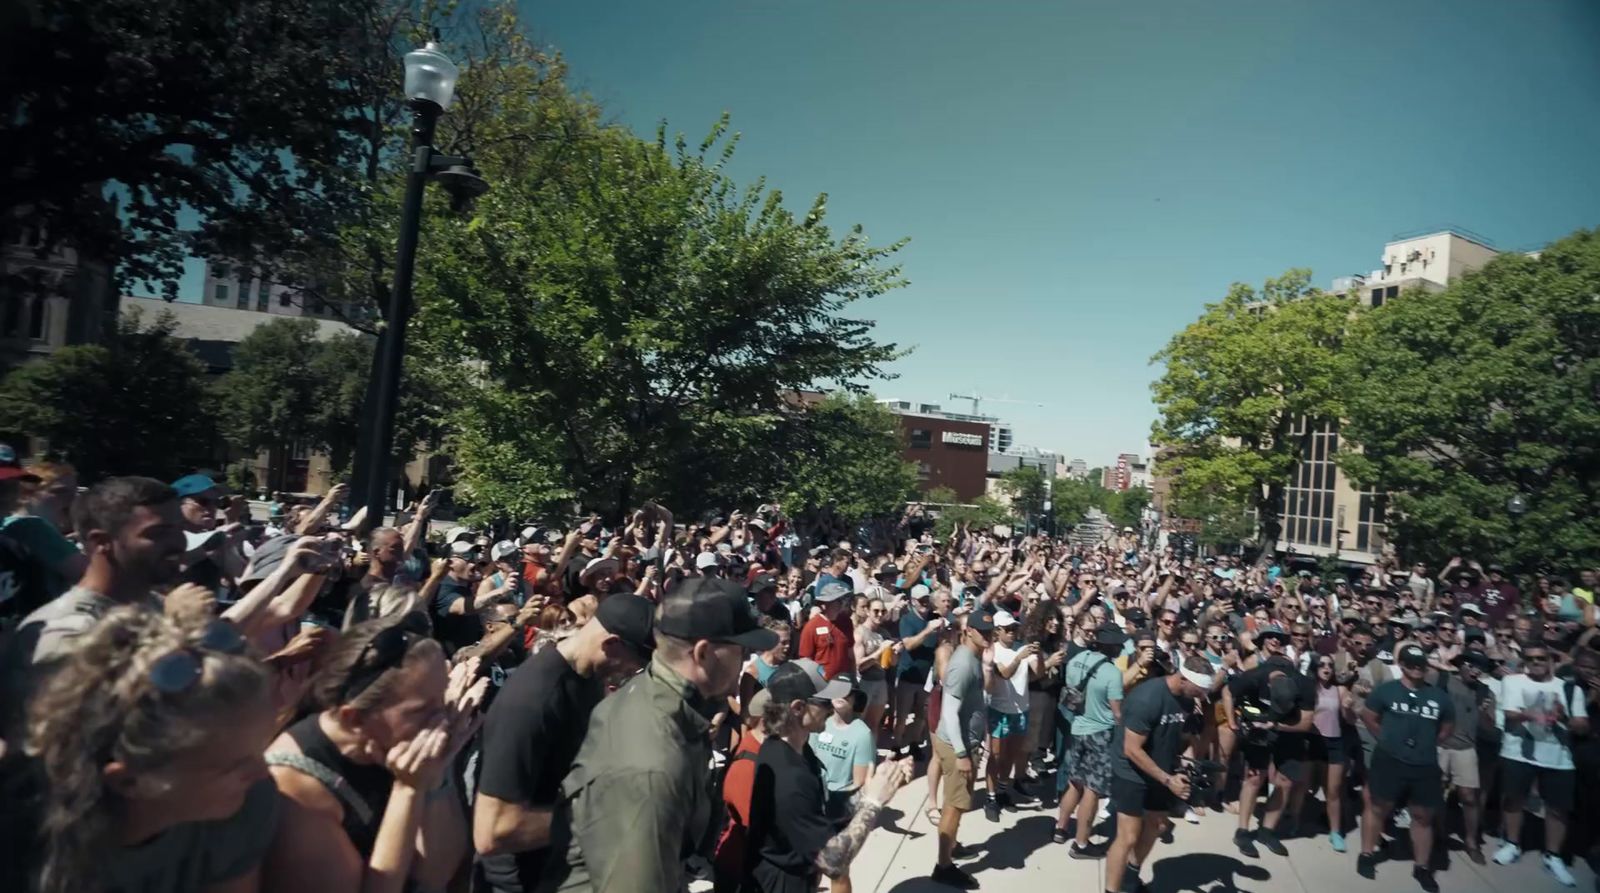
[1391,693,1444,720]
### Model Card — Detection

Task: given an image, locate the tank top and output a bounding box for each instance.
[1312,684,1342,738]
[275,715,395,858]
[752,655,779,686]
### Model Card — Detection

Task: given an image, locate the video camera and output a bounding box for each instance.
[1175,757,1225,809]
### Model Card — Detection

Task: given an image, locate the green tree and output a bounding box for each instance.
[998,466,1048,524]
[1150,270,1354,553]
[928,491,1015,540]
[215,318,322,490]
[418,114,907,519]
[769,394,918,528]
[1169,491,1256,550]
[1340,229,1600,571]
[0,309,210,480]
[1105,486,1152,531]
[0,0,400,296]
[306,331,450,476]
[1052,475,1111,526]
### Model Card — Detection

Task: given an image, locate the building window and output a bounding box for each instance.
[237,279,250,309]
[1385,285,1398,301]
[1370,288,1383,307]
[214,282,230,305]
[909,428,931,449]
[214,263,231,281]
[257,280,271,312]
[1280,418,1338,549]
[279,288,292,307]
[27,295,47,341]
[916,461,931,482]
[1356,489,1387,552]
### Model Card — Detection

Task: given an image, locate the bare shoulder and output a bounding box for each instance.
[265,731,345,822]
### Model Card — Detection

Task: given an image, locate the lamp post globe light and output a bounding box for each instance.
[1505,492,1529,577]
[355,41,488,529]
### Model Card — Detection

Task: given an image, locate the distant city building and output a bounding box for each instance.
[201,258,368,324]
[1285,229,1504,564]
[878,400,990,501]
[1,221,116,367]
[878,399,1012,452]
[1066,458,1088,479]
[1103,452,1147,491]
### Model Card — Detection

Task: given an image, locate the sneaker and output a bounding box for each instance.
[984,799,1001,822]
[951,843,980,861]
[1184,807,1202,824]
[1257,827,1287,856]
[1070,840,1109,860]
[1413,865,1439,893]
[1009,785,1037,807]
[1544,853,1577,888]
[930,863,980,890]
[1465,845,1485,865]
[1492,841,1522,865]
[1357,852,1377,880]
[1330,831,1347,853]
[995,789,1015,809]
[1052,826,1070,844]
[1235,829,1258,858]
[1394,808,1412,830]
[1121,864,1146,893]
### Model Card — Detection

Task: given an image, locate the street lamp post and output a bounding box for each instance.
[355,42,487,529]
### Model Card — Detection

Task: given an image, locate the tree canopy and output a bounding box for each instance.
[1150,269,1354,551]
[1340,229,1600,571]
[0,310,211,480]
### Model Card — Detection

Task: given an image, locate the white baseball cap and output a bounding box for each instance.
[695,551,722,570]
[994,610,1020,628]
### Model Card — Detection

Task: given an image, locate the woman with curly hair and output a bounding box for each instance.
[1021,601,1068,776]
[21,607,279,893]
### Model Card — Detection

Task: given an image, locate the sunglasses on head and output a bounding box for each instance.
[339,611,431,702]
[149,620,248,694]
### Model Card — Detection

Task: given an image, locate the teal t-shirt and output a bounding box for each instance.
[810,716,875,793]
[1065,650,1124,736]
[1,515,76,600]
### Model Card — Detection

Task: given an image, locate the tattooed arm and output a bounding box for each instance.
[813,798,885,879]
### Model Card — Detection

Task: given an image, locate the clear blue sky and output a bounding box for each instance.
[164,0,1600,466]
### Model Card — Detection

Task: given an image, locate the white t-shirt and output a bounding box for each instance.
[1498,674,1587,770]
[988,642,1030,714]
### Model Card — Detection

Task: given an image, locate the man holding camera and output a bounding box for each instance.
[1358,644,1455,891]
[1227,624,1314,857]
[1104,654,1217,893]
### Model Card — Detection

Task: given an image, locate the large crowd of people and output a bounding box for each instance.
[0,457,1597,893]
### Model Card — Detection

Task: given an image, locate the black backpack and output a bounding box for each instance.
[1061,655,1110,716]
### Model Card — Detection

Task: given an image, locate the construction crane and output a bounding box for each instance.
[947,392,1045,417]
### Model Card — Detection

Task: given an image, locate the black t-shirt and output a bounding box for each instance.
[1366,678,1455,766]
[430,576,482,655]
[1111,680,1189,785]
[0,530,50,632]
[748,737,833,893]
[475,646,603,893]
[1228,658,1315,740]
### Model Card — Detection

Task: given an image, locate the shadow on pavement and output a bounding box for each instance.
[965,815,1056,873]
[879,805,924,841]
[1146,852,1271,893]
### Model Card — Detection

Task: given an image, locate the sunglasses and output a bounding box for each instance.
[1524,654,1551,663]
[339,611,431,702]
[149,620,248,694]
[1207,634,1226,641]
[185,494,218,508]
[1181,640,1201,648]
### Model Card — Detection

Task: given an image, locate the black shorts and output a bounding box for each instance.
[1111,774,1177,818]
[1308,734,1349,766]
[1501,759,1575,813]
[1242,733,1308,780]
[1368,748,1443,810]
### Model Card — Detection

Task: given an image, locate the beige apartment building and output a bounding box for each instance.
[1277,229,1502,564]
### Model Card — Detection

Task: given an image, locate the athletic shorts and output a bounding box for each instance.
[1243,733,1308,780]
[1064,728,1115,796]
[1368,748,1443,810]
[1309,734,1349,766]
[859,677,889,709]
[1502,759,1574,813]
[932,734,975,812]
[988,708,1028,739]
[1111,775,1178,818]
[1437,747,1480,790]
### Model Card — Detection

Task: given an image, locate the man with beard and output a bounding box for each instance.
[474,594,657,892]
[536,578,777,893]
[11,476,186,664]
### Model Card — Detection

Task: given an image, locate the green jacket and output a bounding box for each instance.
[536,655,717,893]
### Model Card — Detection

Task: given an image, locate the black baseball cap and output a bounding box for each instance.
[593,594,657,657]
[1094,623,1128,647]
[747,573,778,597]
[966,610,998,633]
[1398,644,1429,668]
[656,577,778,650]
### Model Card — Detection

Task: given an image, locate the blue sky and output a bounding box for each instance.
[165,1,1600,466]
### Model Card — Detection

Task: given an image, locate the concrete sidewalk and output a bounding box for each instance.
[847,778,1594,893]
